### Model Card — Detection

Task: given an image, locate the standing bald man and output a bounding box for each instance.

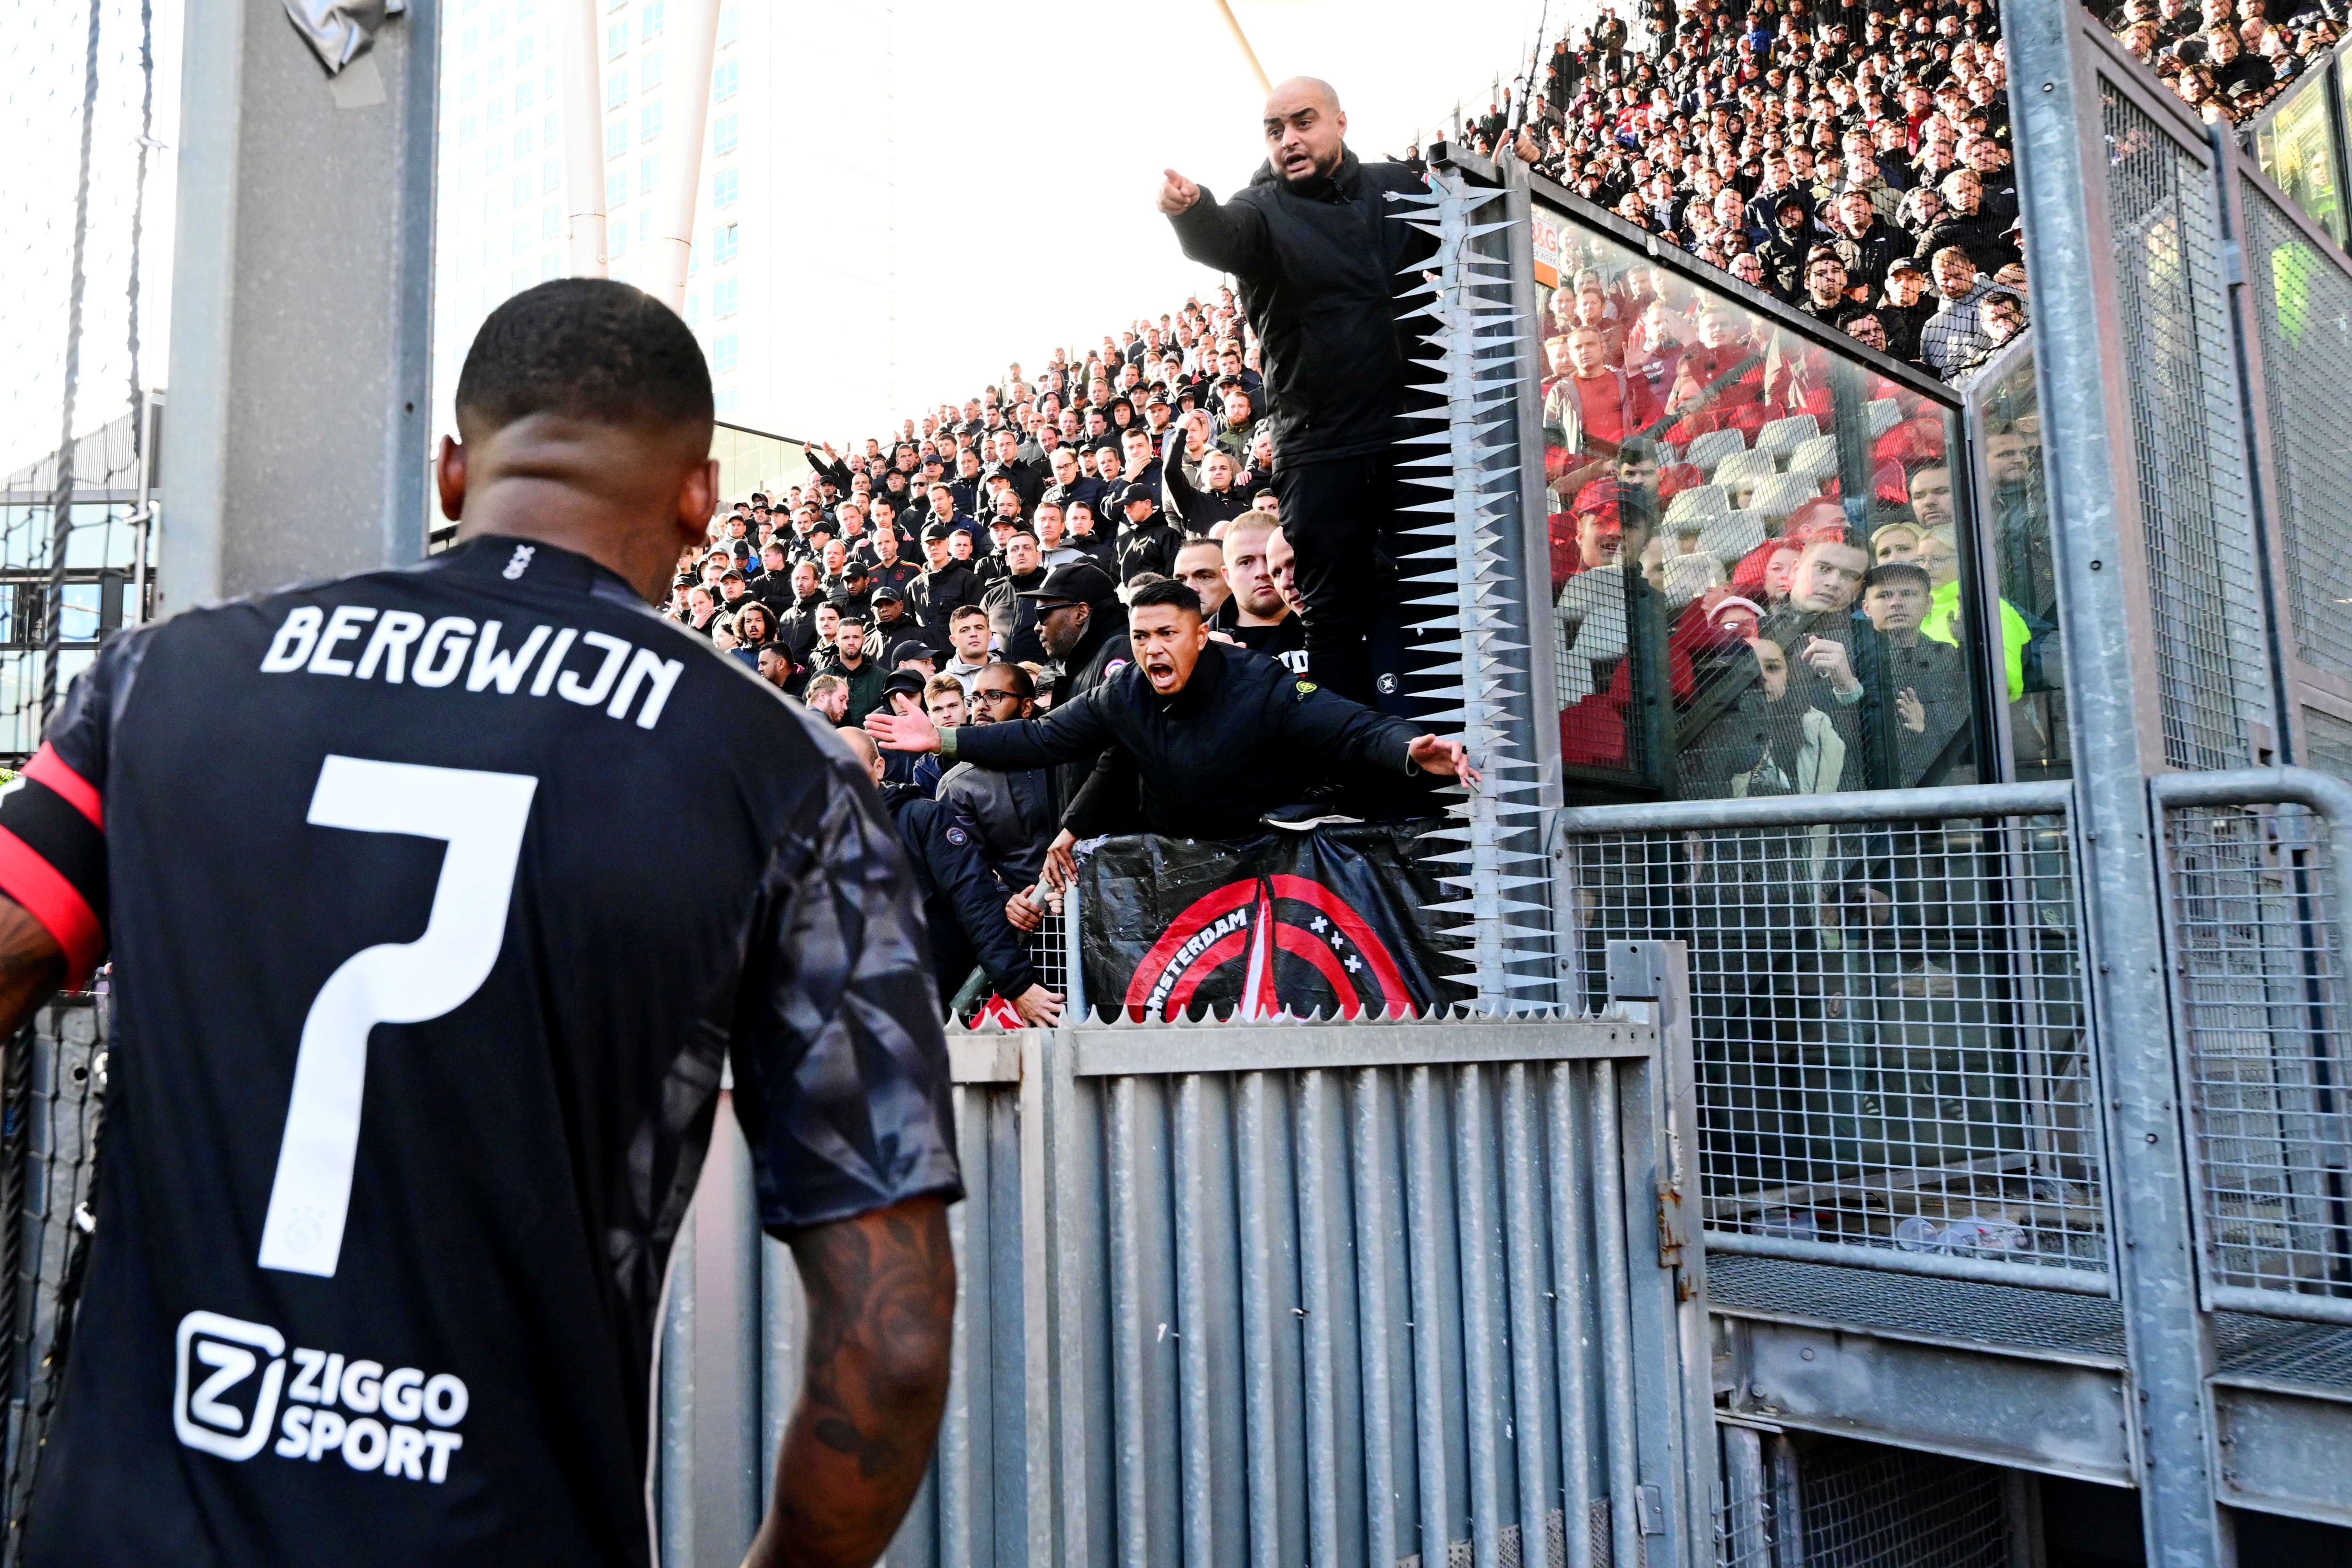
[1160,77,1435,707]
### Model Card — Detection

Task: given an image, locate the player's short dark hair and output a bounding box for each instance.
[454,279,713,434]
[1127,578,1203,618]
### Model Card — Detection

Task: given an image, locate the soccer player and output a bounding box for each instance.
[0,279,960,1566]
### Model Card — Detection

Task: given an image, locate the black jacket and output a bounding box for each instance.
[1115,517,1183,584]
[1167,148,1435,466]
[1163,459,1259,534]
[880,782,1037,1003]
[983,567,1050,666]
[945,642,1421,841]
[910,560,982,651]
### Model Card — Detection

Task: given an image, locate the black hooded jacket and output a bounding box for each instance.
[879,782,1037,1003]
[1167,148,1436,466]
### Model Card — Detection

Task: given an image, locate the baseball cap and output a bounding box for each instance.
[871,584,904,604]
[1017,561,1118,607]
[921,520,955,543]
[1886,255,1922,275]
[881,669,929,698]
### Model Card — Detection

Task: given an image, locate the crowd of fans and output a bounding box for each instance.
[1447,0,2030,380]
[2103,0,2344,122]
[633,6,2106,1009]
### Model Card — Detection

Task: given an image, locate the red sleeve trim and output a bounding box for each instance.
[22,745,101,829]
[0,826,102,986]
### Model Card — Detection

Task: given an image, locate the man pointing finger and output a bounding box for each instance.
[1160,77,1438,707]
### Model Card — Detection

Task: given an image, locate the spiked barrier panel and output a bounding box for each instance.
[1388,167,1556,1010]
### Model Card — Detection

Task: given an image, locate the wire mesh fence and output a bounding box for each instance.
[2161,802,2352,1309]
[2239,178,2352,691]
[0,0,164,765]
[2100,83,2271,772]
[1565,801,2108,1279]
[1714,1429,2019,1568]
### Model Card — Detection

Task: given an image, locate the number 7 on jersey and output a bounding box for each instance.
[257,756,538,1278]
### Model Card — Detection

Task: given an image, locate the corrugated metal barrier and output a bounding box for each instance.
[652,941,1713,1568]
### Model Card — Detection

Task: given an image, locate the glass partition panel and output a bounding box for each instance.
[1971,346,2071,780]
[1534,203,1982,799]
[709,421,809,506]
[2255,70,2347,245]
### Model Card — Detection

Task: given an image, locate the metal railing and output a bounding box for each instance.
[2153,766,2352,1326]
[653,943,1715,1568]
[1558,783,2112,1294]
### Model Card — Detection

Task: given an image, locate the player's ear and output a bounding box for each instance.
[675,454,720,550]
[435,436,467,521]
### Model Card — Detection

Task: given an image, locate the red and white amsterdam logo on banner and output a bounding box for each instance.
[1121,875,1414,1021]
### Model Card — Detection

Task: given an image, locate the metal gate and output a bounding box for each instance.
[652,941,1715,1568]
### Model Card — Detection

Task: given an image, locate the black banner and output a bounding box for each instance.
[1079,823,1464,1021]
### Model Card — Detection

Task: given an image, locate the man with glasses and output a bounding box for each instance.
[942,664,1058,906]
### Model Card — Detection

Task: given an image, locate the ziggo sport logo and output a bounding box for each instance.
[174,1311,469,1483]
[1122,874,1415,1020]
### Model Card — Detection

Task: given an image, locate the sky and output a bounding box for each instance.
[761,0,1565,441]
[0,0,1568,470]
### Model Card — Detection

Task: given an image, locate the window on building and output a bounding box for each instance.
[640,1,664,40]
[713,277,739,317]
[713,112,737,157]
[485,98,506,130]
[713,333,739,374]
[639,51,663,91]
[460,71,478,99]
[640,103,663,142]
[604,121,628,161]
[605,0,625,11]
[487,51,506,82]
[541,207,561,239]
[606,171,627,208]
[461,26,479,52]
[714,168,739,208]
[460,115,478,145]
[604,71,627,110]
[515,79,534,111]
[636,208,652,246]
[543,109,559,143]
[485,144,506,176]
[512,174,531,206]
[541,253,560,281]
[515,33,535,64]
[713,59,738,100]
[639,154,658,195]
[486,7,505,36]
[612,220,629,255]
[605,21,628,58]
[542,157,562,192]
[713,222,738,263]
[715,389,740,417]
[512,220,531,256]
[716,6,738,46]
[685,290,701,326]
[513,125,532,157]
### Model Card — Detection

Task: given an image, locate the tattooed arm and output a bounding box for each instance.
[744,1194,956,1568]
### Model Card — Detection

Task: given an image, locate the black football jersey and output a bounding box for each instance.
[0,535,960,1566]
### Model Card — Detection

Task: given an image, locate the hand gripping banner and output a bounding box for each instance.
[1079,825,1464,1021]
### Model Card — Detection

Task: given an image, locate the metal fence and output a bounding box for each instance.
[653,945,1714,1568]
[1558,785,2110,1293]
[0,995,107,1567]
[1715,1428,2027,1568]
[2154,768,2352,1326]
[2100,83,2272,774]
